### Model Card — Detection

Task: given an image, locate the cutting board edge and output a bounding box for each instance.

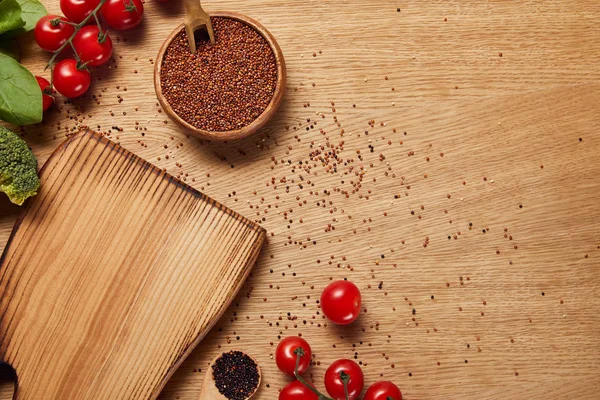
[54,130,265,234]
[0,129,267,270]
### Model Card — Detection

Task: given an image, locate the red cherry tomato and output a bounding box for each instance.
[34,15,75,52]
[324,359,364,400]
[320,280,361,325]
[60,0,101,24]
[364,381,403,400]
[35,76,55,112]
[52,59,91,99]
[275,336,312,377]
[100,0,144,30]
[73,26,113,67]
[279,380,318,400]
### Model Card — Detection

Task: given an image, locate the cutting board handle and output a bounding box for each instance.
[0,362,17,399]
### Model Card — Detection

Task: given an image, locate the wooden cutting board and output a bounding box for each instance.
[0,130,266,399]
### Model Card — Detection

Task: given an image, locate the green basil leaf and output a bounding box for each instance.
[0,38,20,61]
[0,0,25,36]
[0,53,42,125]
[7,0,47,34]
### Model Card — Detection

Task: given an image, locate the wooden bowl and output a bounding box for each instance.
[154,12,286,141]
[198,350,262,399]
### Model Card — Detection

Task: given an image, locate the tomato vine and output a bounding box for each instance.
[293,347,350,400]
[46,0,108,75]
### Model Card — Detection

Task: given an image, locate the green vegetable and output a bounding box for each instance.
[0,125,39,205]
[0,0,25,36]
[0,38,20,60]
[0,52,42,125]
[4,0,47,36]
[0,0,46,126]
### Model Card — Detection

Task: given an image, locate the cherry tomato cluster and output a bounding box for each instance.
[276,281,401,400]
[33,0,144,101]
[276,336,402,400]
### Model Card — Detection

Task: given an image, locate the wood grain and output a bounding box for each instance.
[1,1,600,399]
[0,131,265,399]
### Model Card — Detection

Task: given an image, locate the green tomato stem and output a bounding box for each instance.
[68,40,78,58]
[93,12,109,43]
[340,371,350,400]
[124,0,137,12]
[60,20,79,27]
[94,12,102,30]
[293,347,333,400]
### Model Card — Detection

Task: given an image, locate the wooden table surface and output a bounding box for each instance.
[1,1,599,399]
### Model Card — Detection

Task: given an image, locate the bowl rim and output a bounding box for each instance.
[154,11,286,141]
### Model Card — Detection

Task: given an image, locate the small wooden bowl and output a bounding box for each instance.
[154,12,286,141]
[198,350,262,399]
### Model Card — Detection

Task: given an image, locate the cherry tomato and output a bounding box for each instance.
[364,381,403,400]
[100,0,144,31]
[35,76,55,112]
[279,380,318,400]
[320,280,361,325]
[276,336,312,377]
[34,15,75,52]
[73,26,113,67]
[324,359,364,400]
[52,59,91,99]
[60,0,101,24]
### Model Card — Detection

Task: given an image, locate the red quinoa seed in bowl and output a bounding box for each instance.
[158,16,282,136]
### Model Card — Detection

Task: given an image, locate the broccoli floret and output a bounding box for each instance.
[0,126,40,205]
